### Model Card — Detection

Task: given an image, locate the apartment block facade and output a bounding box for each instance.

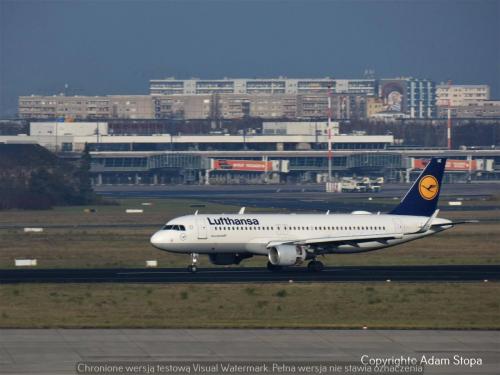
[19,95,153,120]
[436,84,490,107]
[436,100,500,118]
[379,78,436,118]
[150,77,378,96]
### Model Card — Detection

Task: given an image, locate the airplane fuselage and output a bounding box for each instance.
[150,213,452,256]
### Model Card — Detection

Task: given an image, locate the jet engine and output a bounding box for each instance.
[268,245,307,266]
[208,253,253,265]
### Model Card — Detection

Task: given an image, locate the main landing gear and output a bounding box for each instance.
[188,253,199,273]
[307,260,324,272]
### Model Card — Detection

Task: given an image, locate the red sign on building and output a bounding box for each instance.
[212,160,274,172]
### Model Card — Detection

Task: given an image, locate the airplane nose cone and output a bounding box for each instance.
[150,231,163,248]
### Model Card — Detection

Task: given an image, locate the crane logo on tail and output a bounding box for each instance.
[419,175,439,200]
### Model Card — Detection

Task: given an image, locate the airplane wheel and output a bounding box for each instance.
[307,260,324,272]
[187,265,197,273]
[267,261,283,272]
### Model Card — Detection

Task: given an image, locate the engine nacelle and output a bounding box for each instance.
[208,253,253,265]
[268,245,306,266]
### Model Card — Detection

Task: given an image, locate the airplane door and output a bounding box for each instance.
[392,219,404,234]
[196,217,208,239]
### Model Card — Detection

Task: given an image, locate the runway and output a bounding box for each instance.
[1,265,498,284]
[1,329,499,374]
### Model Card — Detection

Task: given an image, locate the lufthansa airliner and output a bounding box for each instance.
[150,158,471,272]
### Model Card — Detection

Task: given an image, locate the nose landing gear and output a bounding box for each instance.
[188,253,199,273]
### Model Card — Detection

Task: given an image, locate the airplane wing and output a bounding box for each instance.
[267,233,402,248]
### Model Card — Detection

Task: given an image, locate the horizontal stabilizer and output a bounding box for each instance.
[431,220,479,228]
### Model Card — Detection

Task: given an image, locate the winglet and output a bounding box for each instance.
[326,210,330,215]
[194,210,198,215]
[238,207,246,214]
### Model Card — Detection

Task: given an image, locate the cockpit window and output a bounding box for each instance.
[162,224,186,231]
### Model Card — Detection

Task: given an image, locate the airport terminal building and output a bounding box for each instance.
[1,121,498,185]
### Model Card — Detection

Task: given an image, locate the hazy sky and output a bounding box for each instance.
[1,0,499,116]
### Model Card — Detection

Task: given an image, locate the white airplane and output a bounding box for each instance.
[150,157,472,272]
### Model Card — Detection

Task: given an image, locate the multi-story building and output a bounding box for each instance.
[153,94,297,120]
[248,94,297,118]
[379,78,436,118]
[150,78,377,96]
[19,95,110,119]
[436,84,490,107]
[19,95,154,120]
[153,95,212,119]
[296,94,366,119]
[108,96,154,119]
[366,97,386,118]
[154,93,366,120]
[437,100,500,118]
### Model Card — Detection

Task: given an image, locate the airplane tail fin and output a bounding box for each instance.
[390,157,447,217]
